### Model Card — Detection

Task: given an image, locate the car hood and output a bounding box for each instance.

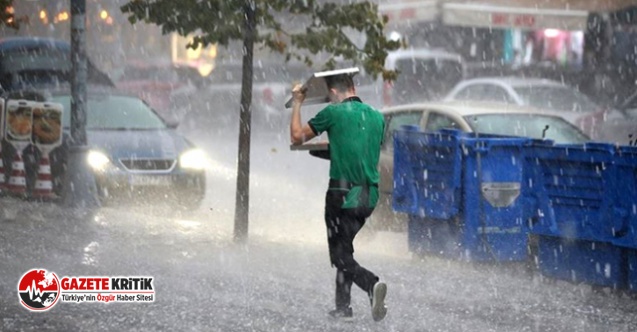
[87,129,192,160]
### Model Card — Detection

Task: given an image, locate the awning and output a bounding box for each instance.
[378,0,636,31]
[442,0,589,31]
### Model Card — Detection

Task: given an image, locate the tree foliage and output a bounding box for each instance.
[121,0,401,80]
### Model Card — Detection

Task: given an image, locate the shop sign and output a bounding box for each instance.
[491,13,537,28]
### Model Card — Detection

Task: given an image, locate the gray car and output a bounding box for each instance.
[24,86,209,209]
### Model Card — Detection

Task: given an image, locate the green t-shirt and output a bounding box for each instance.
[308,98,385,209]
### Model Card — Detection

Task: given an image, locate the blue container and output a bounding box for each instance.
[393,127,463,219]
[625,249,637,291]
[458,134,531,261]
[611,146,637,250]
[400,128,531,262]
[392,125,421,215]
[523,142,621,243]
[537,235,624,288]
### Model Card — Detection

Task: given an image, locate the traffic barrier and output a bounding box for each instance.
[29,102,63,201]
[32,153,55,200]
[7,150,27,195]
[0,145,6,191]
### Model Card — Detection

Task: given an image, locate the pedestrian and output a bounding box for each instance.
[289,73,388,322]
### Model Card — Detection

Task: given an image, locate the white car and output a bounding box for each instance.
[444,77,628,142]
[352,48,466,109]
[371,101,590,232]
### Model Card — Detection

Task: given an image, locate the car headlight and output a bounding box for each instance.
[87,150,111,172]
[180,149,208,170]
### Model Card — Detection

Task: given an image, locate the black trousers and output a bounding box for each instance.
[324,189,379,310]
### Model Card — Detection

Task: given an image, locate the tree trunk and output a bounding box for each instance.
[233,1,256,243]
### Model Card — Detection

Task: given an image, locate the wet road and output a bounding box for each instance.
[1,127,637,332]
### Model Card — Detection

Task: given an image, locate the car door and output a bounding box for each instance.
[379,110,424,195]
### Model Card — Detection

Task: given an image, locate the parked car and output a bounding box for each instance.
[364,48,466,109]
[444,77,630,142]
[115,61,202,124]
[3,86,207,209]
[371,101,590,231]
[0,37,113,92]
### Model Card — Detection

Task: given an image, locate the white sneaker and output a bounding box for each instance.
[371,281,387,322]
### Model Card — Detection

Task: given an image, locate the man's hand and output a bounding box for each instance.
[292,83,307,105]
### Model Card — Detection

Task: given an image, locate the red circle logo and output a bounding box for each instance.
[17,269,60,311]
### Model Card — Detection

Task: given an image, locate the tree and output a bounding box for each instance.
[121,0,401,242]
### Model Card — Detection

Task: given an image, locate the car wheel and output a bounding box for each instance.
[168,172,206,211]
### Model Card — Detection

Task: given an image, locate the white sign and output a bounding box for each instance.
[5,99,33,144]
[31,102,64,149]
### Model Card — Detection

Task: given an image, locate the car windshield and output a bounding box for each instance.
[514,86,600,113]
[465,113,589,144]
[53,94,167,130]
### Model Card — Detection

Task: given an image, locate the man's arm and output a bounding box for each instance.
[290,84,317,145]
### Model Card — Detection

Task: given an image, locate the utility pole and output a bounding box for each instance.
[63,0,100,209]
